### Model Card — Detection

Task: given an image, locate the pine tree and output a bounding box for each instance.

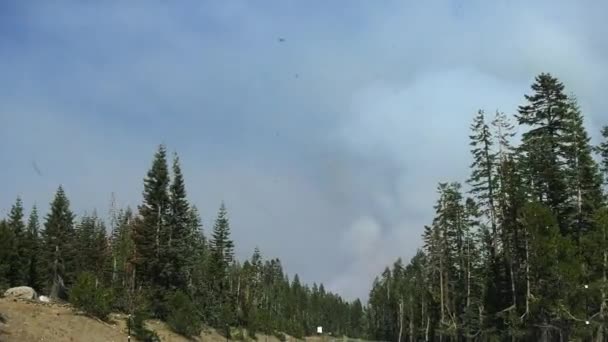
[0,220,14,290]
[164,153,192,291]
[209,202,235,327]
[491,110,517,243]
[25,205,43,291]
[109,207,136,312]
[7,197,28,286]
[562,96,603,237]
[467,110,498,253]
[41,185,76,299]
[75,213,108,282]
[582,208,608,339]
[597,126,608,187]
[188,205,205,292]
[422,182,474,339]
[132,144,171,291]
[189,205,205,256]
[211,202,234,267]
[518,202,570,339]
[516,73,571,233]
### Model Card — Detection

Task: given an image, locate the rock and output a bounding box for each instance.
[3,286,37,300]
[38,295,50,303]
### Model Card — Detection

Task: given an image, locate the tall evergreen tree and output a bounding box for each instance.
[0,220,14,290]
[75,212,108,282]
[597,126,608,186]
[562,96,604,237]
[209,202,235,326]
[515,73,571,233]
[132,144,171,291]
[25,205,43,291]
[210,202,235,269]
[582,208,608,339]
[108,207,136,312]
[7,197,28,286]
[41,186,76,299]
[164,152,192,291]
[467,110,498,253]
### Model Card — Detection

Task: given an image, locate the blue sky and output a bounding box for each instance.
[1,0,607,300]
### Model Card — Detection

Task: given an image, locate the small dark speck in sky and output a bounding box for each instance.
[32,161,43,176]
[278,37,285,42]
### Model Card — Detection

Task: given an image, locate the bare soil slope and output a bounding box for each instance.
[0,298,287,342]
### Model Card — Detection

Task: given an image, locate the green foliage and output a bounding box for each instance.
[163,153,194,291]
[516,73,572,232]
[207,202,236,327]
[24,205,43,291]
[127,310,161,342]
[273,331,287,342]
[75,213,108,281]
[70,272,113,320]
[598,126,608,185]
[107,207,135,312]
[0,220,14,291]
[166,290,202,337]
[6,197,28,287]
[41,186,77,299]
[132,144,171,298]
[232,328,246,341]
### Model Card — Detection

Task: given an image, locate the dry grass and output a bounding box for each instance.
[0,298,316,342]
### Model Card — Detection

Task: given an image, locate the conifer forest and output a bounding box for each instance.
[2,73,608,341]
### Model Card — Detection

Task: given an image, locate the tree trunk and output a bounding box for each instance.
[425,315,430,342]
[484,139,498,255]
[440,257,445,326]
[398,298,404,342]
[421,292,426,341]
[466,240,472,342]
[409,296,415,342]
[599,227,607,342]
[156,206,161,258]
[51,245,59,299]
[524,233,530,318]
[112,256,117,284]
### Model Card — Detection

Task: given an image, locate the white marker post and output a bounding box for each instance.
[317,326,326,342]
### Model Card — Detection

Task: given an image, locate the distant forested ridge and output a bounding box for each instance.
[367,73,608,341]
[0,145,364,339]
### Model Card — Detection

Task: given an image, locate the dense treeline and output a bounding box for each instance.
[0,146,363,339]
[367,73,608,341]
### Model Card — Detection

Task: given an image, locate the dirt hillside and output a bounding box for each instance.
[0,298,297,342]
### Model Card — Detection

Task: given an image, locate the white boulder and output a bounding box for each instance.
[3,286,37,300]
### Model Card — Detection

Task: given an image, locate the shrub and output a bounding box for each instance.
[69,272,113,320]
[232,328,246,341]
[166,290,202,337]
[127,310,160,342]
[247,327,258,340]
[273,331,287,342]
